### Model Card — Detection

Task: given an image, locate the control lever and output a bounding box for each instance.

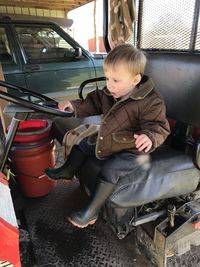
[168,204,176,227]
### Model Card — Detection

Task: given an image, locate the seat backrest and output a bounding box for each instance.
[145,52,200,128]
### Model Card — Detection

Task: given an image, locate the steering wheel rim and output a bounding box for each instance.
[0,80,73,117]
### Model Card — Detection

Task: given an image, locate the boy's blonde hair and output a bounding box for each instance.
[104,44,146,75]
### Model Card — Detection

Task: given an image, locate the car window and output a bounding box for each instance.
[0,27,13,63]
[15,25,78,63]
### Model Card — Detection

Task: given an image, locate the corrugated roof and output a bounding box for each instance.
[0,0,92,12]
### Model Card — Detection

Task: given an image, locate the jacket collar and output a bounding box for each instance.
[103,75,155,100]
[130,75,155,100]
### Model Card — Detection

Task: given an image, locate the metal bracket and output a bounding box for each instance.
[154,200,200,267]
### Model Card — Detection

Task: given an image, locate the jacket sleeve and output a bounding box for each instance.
[137,92,170,150]
[70,90,104,117]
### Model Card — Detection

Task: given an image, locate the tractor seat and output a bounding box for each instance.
[51,116,200,209]
[79,144,200,208]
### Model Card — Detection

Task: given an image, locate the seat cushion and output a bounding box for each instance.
[79,145,200,208]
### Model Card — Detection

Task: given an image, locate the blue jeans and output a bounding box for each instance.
[78,137,148,185]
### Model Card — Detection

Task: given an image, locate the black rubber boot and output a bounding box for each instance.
[68,180,115,228]
[45,146,86,180]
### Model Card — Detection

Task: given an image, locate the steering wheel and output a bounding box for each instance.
[0,80,73,117]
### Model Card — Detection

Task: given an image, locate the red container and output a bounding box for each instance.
[9,120,56,198]
[8,119,52,143]
[10,140,56,197]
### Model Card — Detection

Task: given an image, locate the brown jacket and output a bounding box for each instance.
[71,76,170,159]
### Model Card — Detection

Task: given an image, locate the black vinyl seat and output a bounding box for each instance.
[52,115,200,209]
[79,145,200,208]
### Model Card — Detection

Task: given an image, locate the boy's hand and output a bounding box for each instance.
[58,100,74,112]
[134,134,152,153]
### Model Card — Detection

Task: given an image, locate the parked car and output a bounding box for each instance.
[0,17,105,99]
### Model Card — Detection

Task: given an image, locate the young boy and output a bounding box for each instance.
[45,44,170,228]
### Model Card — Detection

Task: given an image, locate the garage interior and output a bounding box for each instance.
[1,1,200,267]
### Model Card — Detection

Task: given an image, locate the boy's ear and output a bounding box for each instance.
[133,74,142,85]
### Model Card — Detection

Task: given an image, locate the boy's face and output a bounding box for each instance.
[104,63,141,99]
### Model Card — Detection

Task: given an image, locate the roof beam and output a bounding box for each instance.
[0,0,91,11]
